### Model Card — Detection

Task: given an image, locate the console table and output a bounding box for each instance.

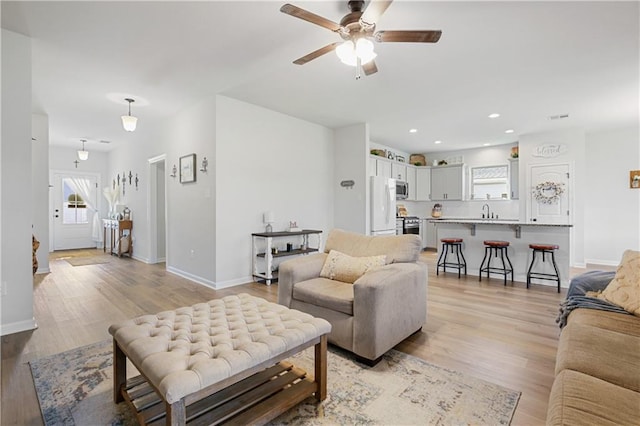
[103,219,133,257]
[252,229,322,285]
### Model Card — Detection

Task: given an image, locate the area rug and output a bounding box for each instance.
[64,257,112,267]
[30,340,520,426]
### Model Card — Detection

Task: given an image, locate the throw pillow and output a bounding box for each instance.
[320,250,386,284]
[587,249,640,315]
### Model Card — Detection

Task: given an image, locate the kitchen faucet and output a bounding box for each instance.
[482,204,491,219]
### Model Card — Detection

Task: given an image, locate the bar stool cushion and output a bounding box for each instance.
[483,240,510,247]
[440,238,463,243]
[530,243,559,250]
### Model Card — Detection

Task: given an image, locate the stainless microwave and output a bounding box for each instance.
[396,180,408,199]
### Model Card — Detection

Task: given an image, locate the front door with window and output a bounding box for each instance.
[52,173,98,250]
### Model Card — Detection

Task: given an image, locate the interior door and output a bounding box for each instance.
[529,163,570,224]
[52,173,99,250]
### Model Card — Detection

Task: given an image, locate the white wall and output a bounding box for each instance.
[32,114,50,272]
[335,124,369,234]
[215,95,334,286]
[1,30,36,335]
[584,126,640,264]
[519,129,586,267]
[158,96,216,284]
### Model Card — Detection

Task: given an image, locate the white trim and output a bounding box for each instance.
[147,155,168,267]
[0,317,38,336]
[35,267,50,274]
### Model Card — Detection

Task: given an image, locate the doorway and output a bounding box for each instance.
[148,155,167,264]
[51,171,101,250]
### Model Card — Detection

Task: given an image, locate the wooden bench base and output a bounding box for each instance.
[114,335,327,426]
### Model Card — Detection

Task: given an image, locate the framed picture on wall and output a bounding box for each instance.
[180,153,196,183]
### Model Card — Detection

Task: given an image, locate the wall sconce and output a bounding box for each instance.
[170,164,177,178]
[200,157,208,172]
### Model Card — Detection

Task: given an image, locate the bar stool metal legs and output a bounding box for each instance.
[527,244,561,292]
[478,240,513,285]
[437,238,467,278]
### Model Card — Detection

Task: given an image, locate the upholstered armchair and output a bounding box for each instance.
[278,229,427,364]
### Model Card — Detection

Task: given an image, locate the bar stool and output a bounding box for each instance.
[436,238,467,278]
[479,240,513,285]
[527,243,561,292]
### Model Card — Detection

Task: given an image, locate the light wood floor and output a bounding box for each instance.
[2,248,601,425]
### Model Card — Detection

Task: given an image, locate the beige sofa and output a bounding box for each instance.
[547,266,640,424]
[278,229,427,364]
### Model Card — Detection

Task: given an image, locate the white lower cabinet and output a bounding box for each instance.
[423,220,438,249]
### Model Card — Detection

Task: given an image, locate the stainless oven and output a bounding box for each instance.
[402,216,421,236]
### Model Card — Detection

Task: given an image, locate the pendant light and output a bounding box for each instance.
[121,98,138,132]
[77,139,89,161]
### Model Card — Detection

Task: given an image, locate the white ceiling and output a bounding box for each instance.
[2,1,638,154]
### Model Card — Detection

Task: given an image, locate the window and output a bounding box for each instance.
[470,165,509,200]
[62,179,88,224]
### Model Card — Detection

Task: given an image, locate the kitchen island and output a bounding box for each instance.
[429,218,572,288]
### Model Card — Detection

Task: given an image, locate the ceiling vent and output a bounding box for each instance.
[99,140,111,144]
[548,114,570,120]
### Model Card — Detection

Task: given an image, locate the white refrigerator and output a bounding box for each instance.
[370,176,397,235]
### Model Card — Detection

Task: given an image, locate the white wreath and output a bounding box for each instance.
[533,181,565,204]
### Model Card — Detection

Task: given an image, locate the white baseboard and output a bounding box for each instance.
[167,266,216,289]
[1,317,38,336]
[36,267,50,274]
[584,258,619,267]
[214,276,254,289]
[132,254,150,264]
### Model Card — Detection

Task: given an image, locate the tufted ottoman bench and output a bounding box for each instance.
[109,293,331,425]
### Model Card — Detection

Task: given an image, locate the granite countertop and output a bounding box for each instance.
[425,218,572,227]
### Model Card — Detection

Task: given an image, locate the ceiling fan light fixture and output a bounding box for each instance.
[355,38,376,64]
[121,98,138,132]
[336,40,357,66]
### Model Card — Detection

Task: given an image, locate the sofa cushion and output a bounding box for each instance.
[556,322,640,393]
[567,308,640,337]
[324,229,421,264]
[292,277,354,316]
[319,249,386,284]
[588,249,640,315]
[547,369,640,426]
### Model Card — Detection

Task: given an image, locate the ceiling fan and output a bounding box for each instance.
[280,0,442,78]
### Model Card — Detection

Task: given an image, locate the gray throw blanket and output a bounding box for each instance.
[556,270,630,329]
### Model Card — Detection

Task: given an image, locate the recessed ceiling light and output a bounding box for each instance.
[483,143,491,146]
[505,129,514,134]
[488,113,500,119]
[434,140,442,144]
[409,128,417,133]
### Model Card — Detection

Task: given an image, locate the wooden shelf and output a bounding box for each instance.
[256,248,318,258]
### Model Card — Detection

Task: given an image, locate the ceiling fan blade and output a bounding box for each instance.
[362,60,378,76]
[375,30,442,43]
[280,3,342,32]
[293,42,341,65]
[360,0,394,26]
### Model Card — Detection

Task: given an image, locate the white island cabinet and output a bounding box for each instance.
[430,219,572,288]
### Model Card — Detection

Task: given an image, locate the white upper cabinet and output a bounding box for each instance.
[391,163,407,181]
[415,168,431,201]
[431,164,464,201]
[406,167,417,200]
[509,158,519,199]
[370,156,392,179]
